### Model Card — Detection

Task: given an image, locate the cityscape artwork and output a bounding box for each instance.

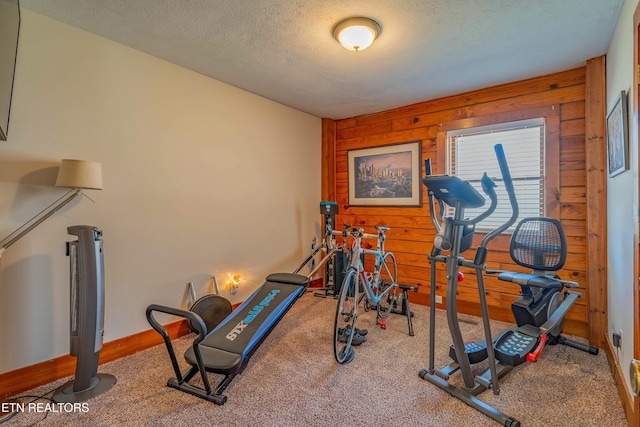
[348,141,421,207]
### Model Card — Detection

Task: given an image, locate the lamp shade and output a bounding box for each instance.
[333,17,381,52]
[55,159,103,190]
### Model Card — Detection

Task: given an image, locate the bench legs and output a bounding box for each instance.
[167,367,236,406]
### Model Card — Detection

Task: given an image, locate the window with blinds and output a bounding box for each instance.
[447,118,545,232]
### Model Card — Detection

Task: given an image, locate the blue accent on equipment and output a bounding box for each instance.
[146,272,309,405]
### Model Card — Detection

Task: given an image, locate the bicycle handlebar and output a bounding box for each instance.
[350,227,379,241]
[331,223,383,244]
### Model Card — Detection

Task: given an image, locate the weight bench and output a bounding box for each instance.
[146,272,309,405]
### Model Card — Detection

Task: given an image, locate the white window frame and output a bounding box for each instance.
[446,118,546,232]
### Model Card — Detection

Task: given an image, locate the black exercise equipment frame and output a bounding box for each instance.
[418,144,599,426]
[147,273,309,405]
[419,144,522,426]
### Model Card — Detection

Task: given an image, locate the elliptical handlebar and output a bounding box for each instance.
[422,144,519,253]
[424,159,444,232]
[480,144,519,248]
[463,173,498,226]
[424,160,500,230]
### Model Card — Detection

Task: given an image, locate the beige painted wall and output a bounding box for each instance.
[0,10,321,373]
[606,0,638,392]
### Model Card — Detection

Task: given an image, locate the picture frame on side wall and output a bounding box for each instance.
[347,141,421,207]
[606,90,629,177]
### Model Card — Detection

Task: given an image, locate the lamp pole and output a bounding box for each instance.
[0,188,82,257]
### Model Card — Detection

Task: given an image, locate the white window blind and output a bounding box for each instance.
[447,118,545,232]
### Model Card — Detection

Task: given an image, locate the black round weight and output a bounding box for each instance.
[189,295,232,334]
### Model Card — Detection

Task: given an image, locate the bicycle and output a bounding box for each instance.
[333,225,398,364]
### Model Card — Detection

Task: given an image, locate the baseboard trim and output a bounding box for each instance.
[0,319,191,400]
[0,300,244,401]
[604,333,635,426]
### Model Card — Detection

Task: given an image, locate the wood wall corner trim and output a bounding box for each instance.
[584,55,608,348]
[321,118,337,201]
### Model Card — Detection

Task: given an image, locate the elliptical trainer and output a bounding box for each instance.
[418,144,597,426]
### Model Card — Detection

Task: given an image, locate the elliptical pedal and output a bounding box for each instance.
[449,341,489,365]
[493,326,539,366]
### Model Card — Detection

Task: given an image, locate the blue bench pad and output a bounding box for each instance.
[184,273,308,375]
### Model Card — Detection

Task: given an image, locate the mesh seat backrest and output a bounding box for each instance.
[510,217,567,271]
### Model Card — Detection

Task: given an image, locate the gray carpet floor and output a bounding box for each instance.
[2,293,627,426]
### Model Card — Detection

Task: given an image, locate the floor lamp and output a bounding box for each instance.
[0,159,114,414]
[0,159,103,257]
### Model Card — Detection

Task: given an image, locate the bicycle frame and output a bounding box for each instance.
[346,228,396,308]
[333,225,399,364]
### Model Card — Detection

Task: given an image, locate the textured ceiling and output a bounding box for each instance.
[20,0,624,119]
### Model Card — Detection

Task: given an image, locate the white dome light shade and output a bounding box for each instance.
[333,17,381,52]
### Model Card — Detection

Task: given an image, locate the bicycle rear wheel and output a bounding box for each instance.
[334,268,358,364]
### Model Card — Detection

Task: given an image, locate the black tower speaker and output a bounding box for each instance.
[53,225,116,403]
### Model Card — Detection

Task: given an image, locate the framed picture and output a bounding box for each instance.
[606,90,629,177]
[347,141,421,207]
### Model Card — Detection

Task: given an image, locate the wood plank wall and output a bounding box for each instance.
[323,66,606,341]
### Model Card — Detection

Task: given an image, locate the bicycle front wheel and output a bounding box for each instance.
[334,268,358,364]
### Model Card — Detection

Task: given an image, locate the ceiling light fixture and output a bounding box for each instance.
[332,17,381,52]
